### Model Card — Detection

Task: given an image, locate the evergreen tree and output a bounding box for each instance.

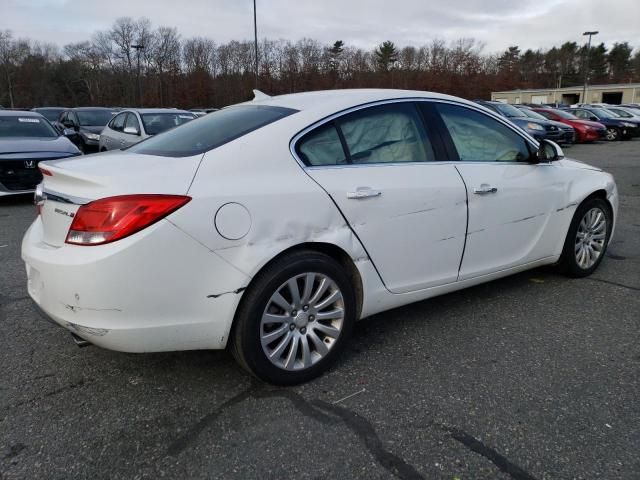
[374,41,398,72]
[608,42,633,82]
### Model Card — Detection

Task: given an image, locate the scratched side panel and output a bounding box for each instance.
[306,164,468,293]
[167,119,388,320]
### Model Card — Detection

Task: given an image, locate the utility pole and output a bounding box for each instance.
[253,0,259,89]
[582,31,598,104]
[132,44,145,106]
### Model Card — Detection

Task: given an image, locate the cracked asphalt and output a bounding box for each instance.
[1,140,639,479]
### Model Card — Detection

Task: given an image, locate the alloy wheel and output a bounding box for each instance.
[605,128,618,141]
[574,207,607,269]
[260,273,345,371]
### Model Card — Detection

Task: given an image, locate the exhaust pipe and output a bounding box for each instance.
[71,332,92,348]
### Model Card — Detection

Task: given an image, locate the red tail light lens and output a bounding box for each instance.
[66,194,191,246]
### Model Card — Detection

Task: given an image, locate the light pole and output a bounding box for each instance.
[581,31,598,104]
[253,0,259,89]
[132,44,145,106]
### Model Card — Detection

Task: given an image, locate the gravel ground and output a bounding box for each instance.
[1,139,639,480]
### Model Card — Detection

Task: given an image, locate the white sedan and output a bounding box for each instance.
[22,89,618,384]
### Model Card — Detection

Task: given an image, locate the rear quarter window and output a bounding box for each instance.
[128,105,297,157]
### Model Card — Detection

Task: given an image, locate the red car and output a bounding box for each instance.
[532,107,606,143]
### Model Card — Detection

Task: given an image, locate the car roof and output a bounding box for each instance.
[32,107,65,110]
[0,110,44,117]
[247,89,480,116]
[121,108,193,114]
[67,107,115,111]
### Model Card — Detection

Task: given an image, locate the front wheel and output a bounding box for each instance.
[605,127,619,141]
[557,197,612,277]
[231,251,356,385]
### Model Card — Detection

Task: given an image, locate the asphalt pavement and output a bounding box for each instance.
[1,140,639,479]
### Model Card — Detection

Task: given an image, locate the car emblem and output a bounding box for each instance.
[24,160,36,169]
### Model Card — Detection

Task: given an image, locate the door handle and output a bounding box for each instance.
[473,184,498,195]
[347,187,382,199]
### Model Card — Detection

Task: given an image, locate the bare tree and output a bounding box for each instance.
[0,30,30,107]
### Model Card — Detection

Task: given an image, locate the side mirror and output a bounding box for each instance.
[536,139,564,162]
[62,128,75,136]
[123,126,140,135]
[589,116,598,121]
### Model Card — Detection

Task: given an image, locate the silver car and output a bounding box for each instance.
[99,109,196,151]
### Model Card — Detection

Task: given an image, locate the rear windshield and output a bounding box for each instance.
[606,108,632,118]
[0,115,58,138]
[34,109,63,122]
[589,108,615,119]
[128,105,297,157]
[141,112,195,136]
[76,110,116,126]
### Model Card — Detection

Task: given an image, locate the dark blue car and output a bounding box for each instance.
[475,100,565,142]
[0,111,80,196]
[566,107,639,141]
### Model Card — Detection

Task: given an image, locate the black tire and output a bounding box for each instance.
[557,196,612,278]
[231,250,356,385]
[77,141,86,154]
[605,127,619,142]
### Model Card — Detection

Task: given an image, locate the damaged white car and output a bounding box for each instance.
[22,89,618,384]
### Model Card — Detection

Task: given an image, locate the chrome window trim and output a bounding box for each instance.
[289,97,540,170]
[42,188,91,205]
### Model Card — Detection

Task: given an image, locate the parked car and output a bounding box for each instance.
[190,108,218,116]
[532,107,606,143]
[513,105,575,144]
[0,111,80,196]
[566,106,638,141]
[23,89,618,384]
[32,107,66,125]
[603,106,640,126]
[99,109,196,151]
[475,100,562,141]
[55,107,117,153]
[619,105,640,116]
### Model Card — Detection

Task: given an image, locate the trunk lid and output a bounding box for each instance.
[39,151,202,247]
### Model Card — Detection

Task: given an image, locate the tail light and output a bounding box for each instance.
[66,194,191,246]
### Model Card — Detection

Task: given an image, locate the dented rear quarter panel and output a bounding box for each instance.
[167,114,387,318]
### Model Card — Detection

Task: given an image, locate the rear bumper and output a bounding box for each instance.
[22,217,250,352]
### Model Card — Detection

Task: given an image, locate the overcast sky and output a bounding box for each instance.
[2,0,639,54]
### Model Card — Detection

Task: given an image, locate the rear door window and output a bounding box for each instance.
[296,123,347,166]
[337,103,435,164]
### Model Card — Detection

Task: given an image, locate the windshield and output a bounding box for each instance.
[34,109,63,122]
[606,108,632,118]
[590,108,615,119]
[76,110,116,126]
[518,108,547,120]
[551,109,578,120]
[128,105,297,157]
[493,103,526,118]
[0,115,58,138]
[141,112,195,136]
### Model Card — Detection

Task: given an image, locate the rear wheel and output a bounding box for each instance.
[231,250,356,385]
[557,197,612,277]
